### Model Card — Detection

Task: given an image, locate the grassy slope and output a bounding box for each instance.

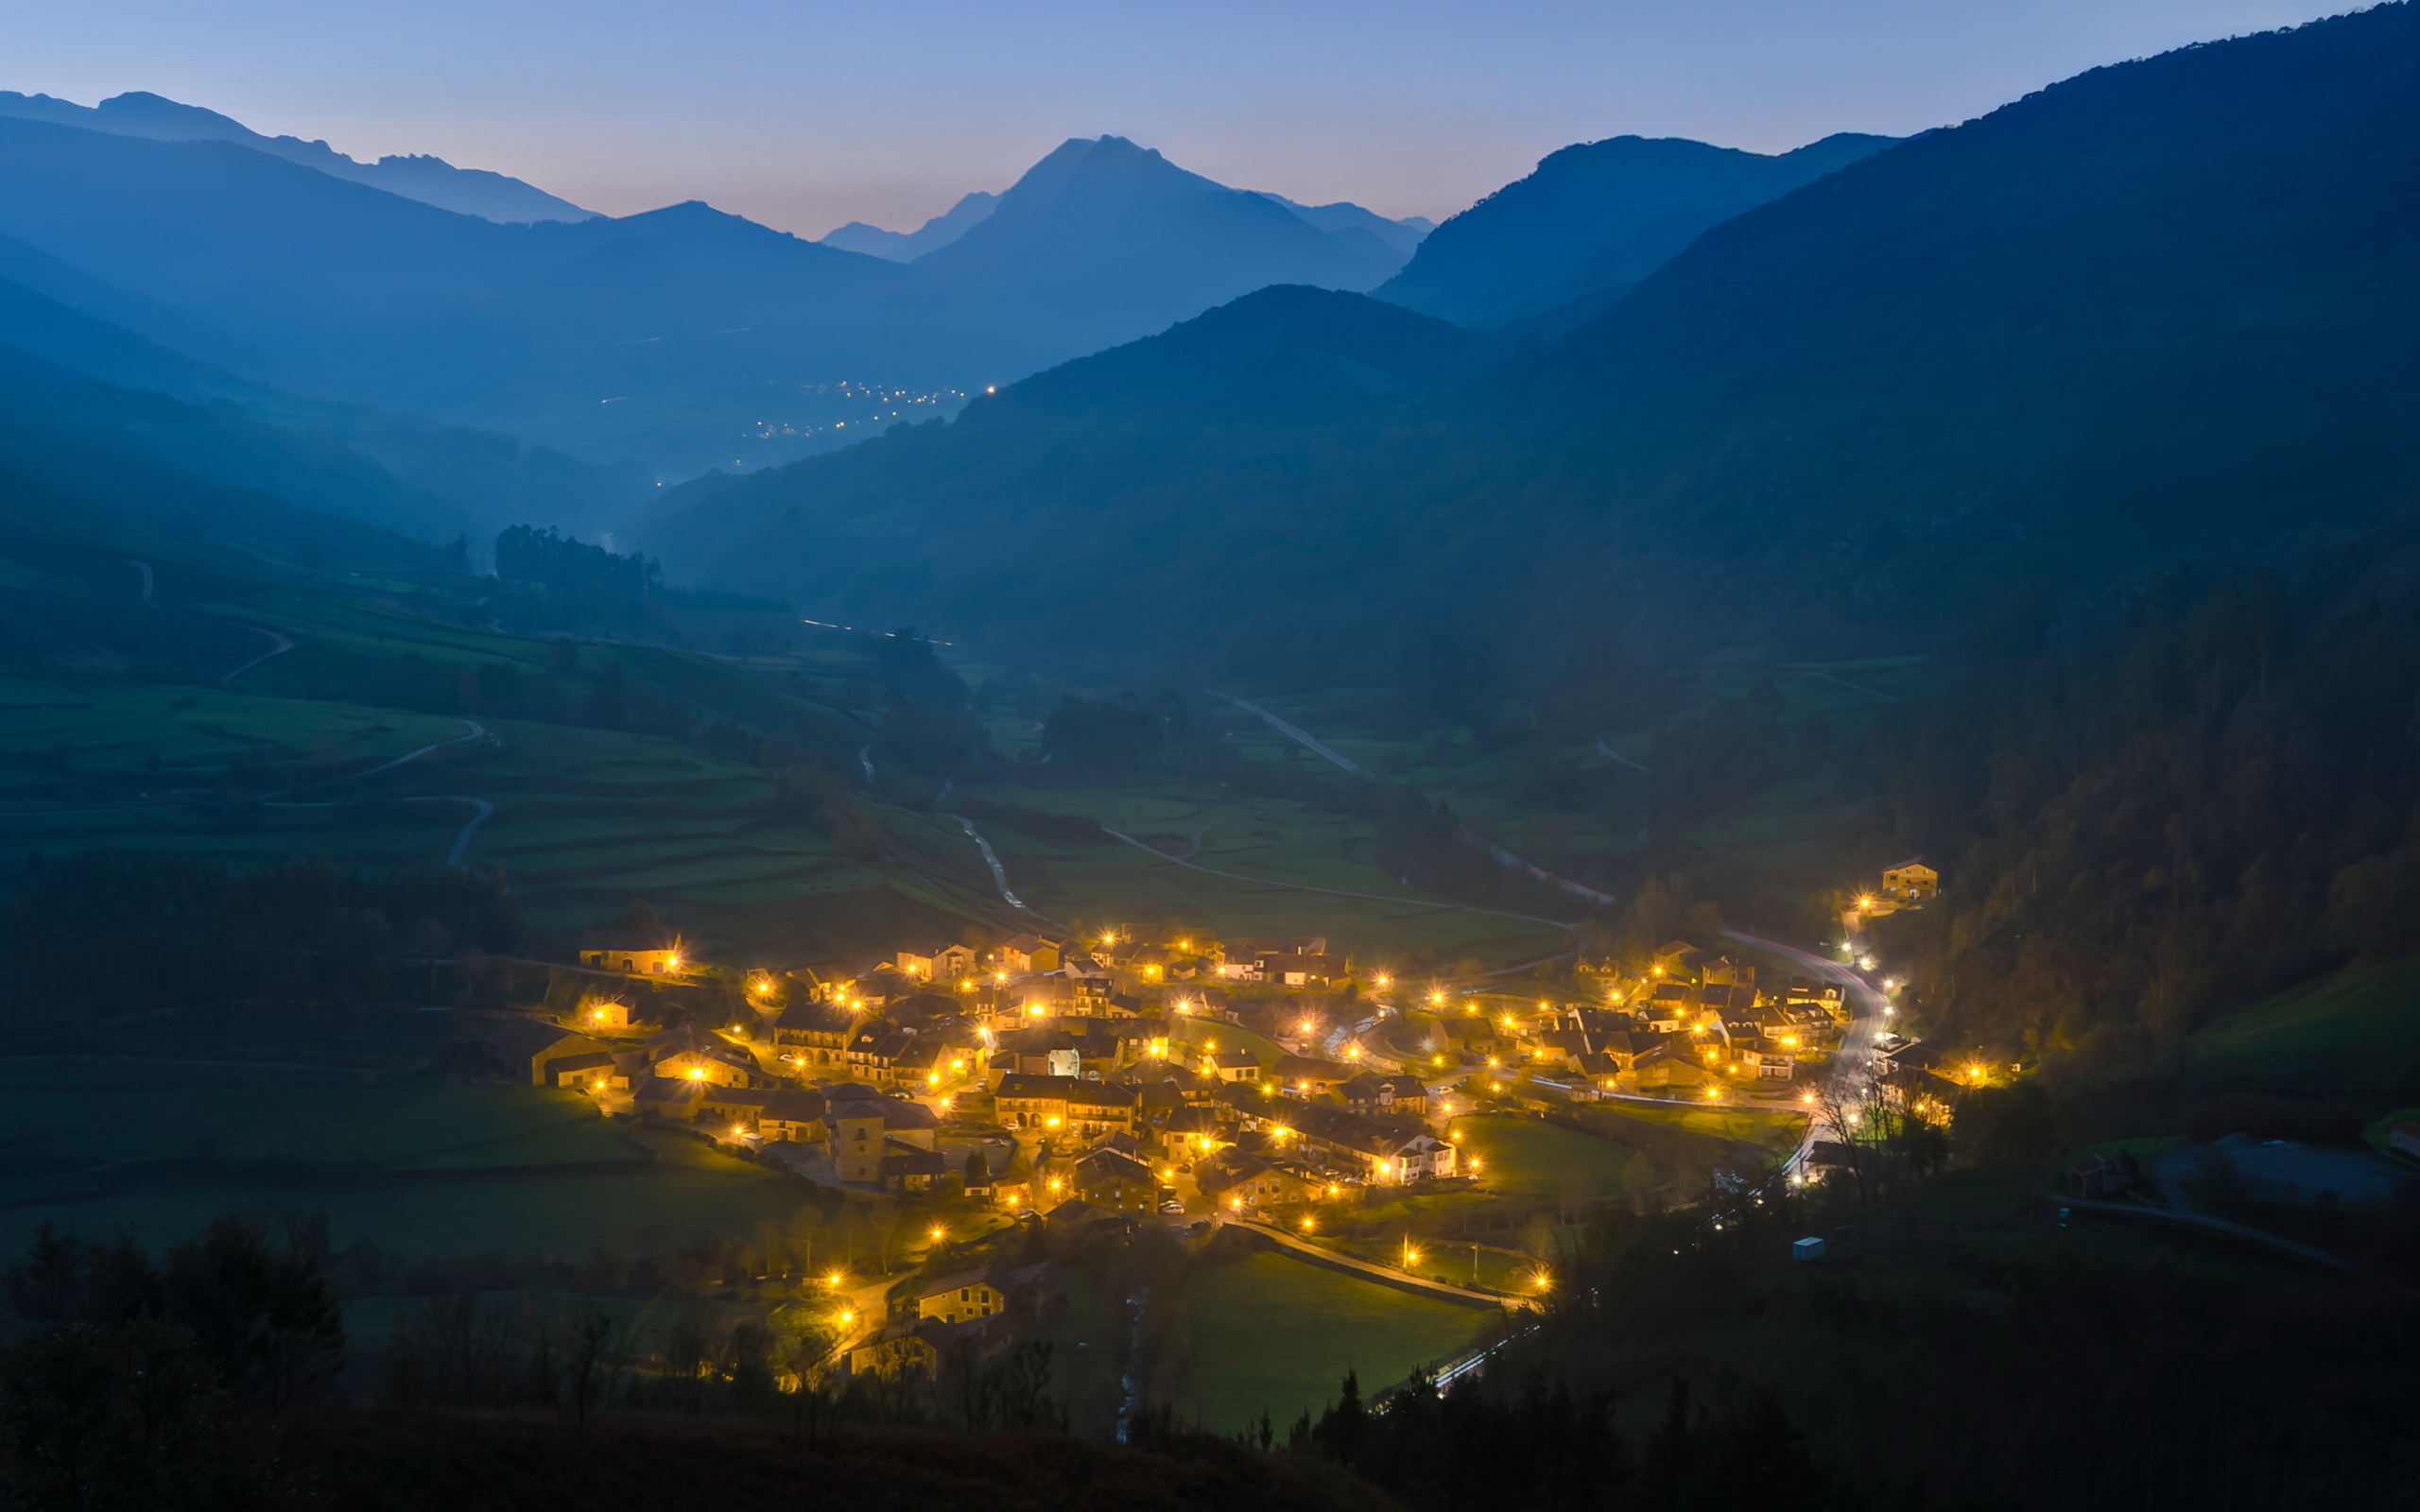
[1180,1251,1496,1434]
[2161,957,2420,1109]
[1450,1114,1645,1199]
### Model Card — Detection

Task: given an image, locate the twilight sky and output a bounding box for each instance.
[0,0,2346,235]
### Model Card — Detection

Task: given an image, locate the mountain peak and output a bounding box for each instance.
[1378,129,1897,326]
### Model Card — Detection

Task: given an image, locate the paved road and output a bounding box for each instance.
[1722,928,1882,1172]
[1215,693,1371,778]
[220,625,295,685]
[409,795,495,869]
[950,815,1036,913]
[261,719,495,869]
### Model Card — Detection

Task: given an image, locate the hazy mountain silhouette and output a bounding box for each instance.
[821,192,999,259]
[912,136,1403,362]
[1378,131,1893,327]
[0,90,596,224]
[651,5,2420,678]
[0,116,1431,475]
[0,116,963,472]
[1254,196,1433,266]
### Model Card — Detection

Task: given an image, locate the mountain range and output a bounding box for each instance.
[639,4,2420,685]
[821,192,1001,260]
[0,121,1447,477]
[0,90,596,224]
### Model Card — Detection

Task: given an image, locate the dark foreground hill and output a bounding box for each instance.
[634,284,1483,637]
[290,1412,1391,1512]
[653,5,2420,680]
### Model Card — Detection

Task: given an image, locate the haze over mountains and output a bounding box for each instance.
[640,4,2420,684]
[0,119,1437,479]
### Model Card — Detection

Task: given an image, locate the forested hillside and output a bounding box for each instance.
[1871,533,2420,1082]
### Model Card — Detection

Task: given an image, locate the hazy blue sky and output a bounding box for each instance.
[1,0,2345,234]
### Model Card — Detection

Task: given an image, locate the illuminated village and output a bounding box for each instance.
[483,880,1925,1380]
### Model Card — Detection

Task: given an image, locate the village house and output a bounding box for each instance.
[1434,1017,1505,1064]
[845,1022,921,1084]
[1201,1048,1262,1084]
[1702,954,1755,987]
[1152,1104,1228,1163]
[1061,954,1114,999]
[653,1045,758,1088]
[543,1050,626,1091]
[578,931,684,976]
[1525,1029,1592,1072]
[577,998,636,1031]
[1116,1062,1219,1107]
[916,1267,1004,1326]
[849,1320,944,1383]
[631,1074,706,1121]
[993,1074,1138,1141]
[1628,1043,1717,1091]
[483,1021,615,1086]
[1271,1054,1357,1098]
[770,1000,856,1070]
[699,1086,774,1131]
[757,1087,827,1143]
[2392,1121,2420,1161]
[881,1140,948,1194]
[826,1093,894,1182]
[1340,1072,1427,1117]
[1592,1030,1659,1074]
[1881,860,1939,901]
[1642,982,1691,1030]
[896,942,979,983]
[1254,1098,1457,1185]
[990,1027,1084,1082]
[1652,940,1703,978]
[1197,1149,1327,1212]
[1073,1146,1161,1212]
[986,934,1063,977]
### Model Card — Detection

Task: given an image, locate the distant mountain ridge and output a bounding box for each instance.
[0,89,596,224]
[0,114,1432,475]
[1378,130,1896,327]
[821,192,1000,260]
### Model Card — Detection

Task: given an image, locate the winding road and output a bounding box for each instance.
[220,626,295,685]
[261,718,496,871]
[1721,928,1883,1172]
